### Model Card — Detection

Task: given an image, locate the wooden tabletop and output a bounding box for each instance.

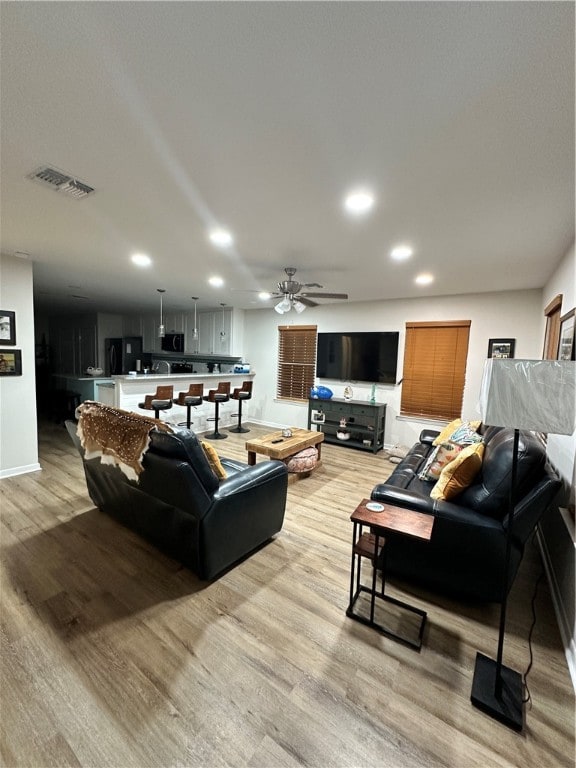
[351,499,434,541]
[245,427,324,460]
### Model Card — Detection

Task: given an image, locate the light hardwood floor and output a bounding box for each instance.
[1,420,574,767]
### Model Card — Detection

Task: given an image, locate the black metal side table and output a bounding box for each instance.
[346,498,434,651]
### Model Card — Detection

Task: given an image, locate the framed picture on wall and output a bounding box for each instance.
[487,338,515,359]
[0,311,16,345]
[0,349,22,376]
[558,309,575,361]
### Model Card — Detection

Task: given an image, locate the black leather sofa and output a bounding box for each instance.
[371,426,561,601]
[66,421,288,580]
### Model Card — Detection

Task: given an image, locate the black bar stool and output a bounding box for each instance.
[203,381,230,440]
[174,383,204,429]
[229,381,253,434]
[138,385,174,420]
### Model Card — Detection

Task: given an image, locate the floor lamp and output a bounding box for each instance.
[471,358,575,731]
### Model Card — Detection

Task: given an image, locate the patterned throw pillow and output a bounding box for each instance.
[419,442,463,481]
[432,419,463,446]
[430,442,485,501]
[201,440,228,480]
[433,419,481,446]
[448,422,483,446]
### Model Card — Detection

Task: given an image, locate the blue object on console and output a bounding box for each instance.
[310,385,333,400]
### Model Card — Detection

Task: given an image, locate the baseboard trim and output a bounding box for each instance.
[536,527,576,692]
[0,462,42,479]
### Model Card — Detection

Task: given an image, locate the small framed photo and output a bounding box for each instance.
[558,309,575,361]
[0,349,22,376]
[0,311,16,346]
[487,338,515,359]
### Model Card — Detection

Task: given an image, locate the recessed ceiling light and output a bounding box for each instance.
[209,228,234,248]
[415,273,434,286]
[258,292,272,300]
[209,275,224,288]
[390,245,413,261]
[131,253,152,267]
[344,188,375,216]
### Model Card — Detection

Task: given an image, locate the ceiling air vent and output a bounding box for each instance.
[28,166,95,199]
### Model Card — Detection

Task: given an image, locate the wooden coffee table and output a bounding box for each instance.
[245,427,324,467]
[347,498,434,650]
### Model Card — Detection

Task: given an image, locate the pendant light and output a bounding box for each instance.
[191,296,199,340]
[157,288,166,338]
[220,303,227,342]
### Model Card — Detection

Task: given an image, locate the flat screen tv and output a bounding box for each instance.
[316,331,399,384]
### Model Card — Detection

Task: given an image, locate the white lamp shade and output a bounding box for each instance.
[479,359,575,435]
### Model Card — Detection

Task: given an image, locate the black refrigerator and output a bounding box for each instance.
[105,337,143,375]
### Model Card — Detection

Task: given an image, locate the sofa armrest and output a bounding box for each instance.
[371,484,436,514]
[370,484,503,531]
[419,429,440,445]
[200,460,289,579]
[214,459,287,498]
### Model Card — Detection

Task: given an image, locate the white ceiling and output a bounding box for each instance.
[1,2,574,315]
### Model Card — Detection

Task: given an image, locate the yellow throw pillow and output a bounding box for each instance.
[432,419,463,446]
[432,419,481,446]
[430,442,485,501]
[201,440,228,480]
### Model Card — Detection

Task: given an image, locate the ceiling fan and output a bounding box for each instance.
[263,267,349,314]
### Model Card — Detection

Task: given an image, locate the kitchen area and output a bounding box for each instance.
[41,306,253,429]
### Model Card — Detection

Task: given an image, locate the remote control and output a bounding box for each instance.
[271,438,284,443]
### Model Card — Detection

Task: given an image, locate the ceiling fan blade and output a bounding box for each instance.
[302,282,323,289]
[300,292,348,300]
[297,296,318,307]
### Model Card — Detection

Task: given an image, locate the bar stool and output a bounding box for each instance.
[138,385,174,420]
[229,381,253,434]
[203,381,230,440]
[174,383,204,429]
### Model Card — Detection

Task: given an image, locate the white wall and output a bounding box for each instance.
[0,253,40,478]
[538,242,576,689]
[243,288,543,446]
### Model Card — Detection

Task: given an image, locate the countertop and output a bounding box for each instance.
[53,374,113,381]
[112,372,254,381]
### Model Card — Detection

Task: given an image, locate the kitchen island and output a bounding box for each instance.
[99,372,255,433]
[53,374,114,404]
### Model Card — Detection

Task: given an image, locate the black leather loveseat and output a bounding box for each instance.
[66,420,288,580]
[371,426,561,601]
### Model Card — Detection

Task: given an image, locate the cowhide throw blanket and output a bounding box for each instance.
[77,401,172,481]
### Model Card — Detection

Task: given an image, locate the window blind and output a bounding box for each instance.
[401,320,471,420]
[277,325,317,402]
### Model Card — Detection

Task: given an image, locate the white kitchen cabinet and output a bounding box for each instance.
[198,309,232,354]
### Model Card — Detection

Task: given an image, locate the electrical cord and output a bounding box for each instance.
[522,534,545,706]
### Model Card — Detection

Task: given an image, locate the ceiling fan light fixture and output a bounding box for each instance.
[293,300,306,314]
[275,295,291,314]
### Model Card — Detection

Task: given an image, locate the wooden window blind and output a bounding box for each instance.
[277,325,317,402]
[401,320,471,420]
